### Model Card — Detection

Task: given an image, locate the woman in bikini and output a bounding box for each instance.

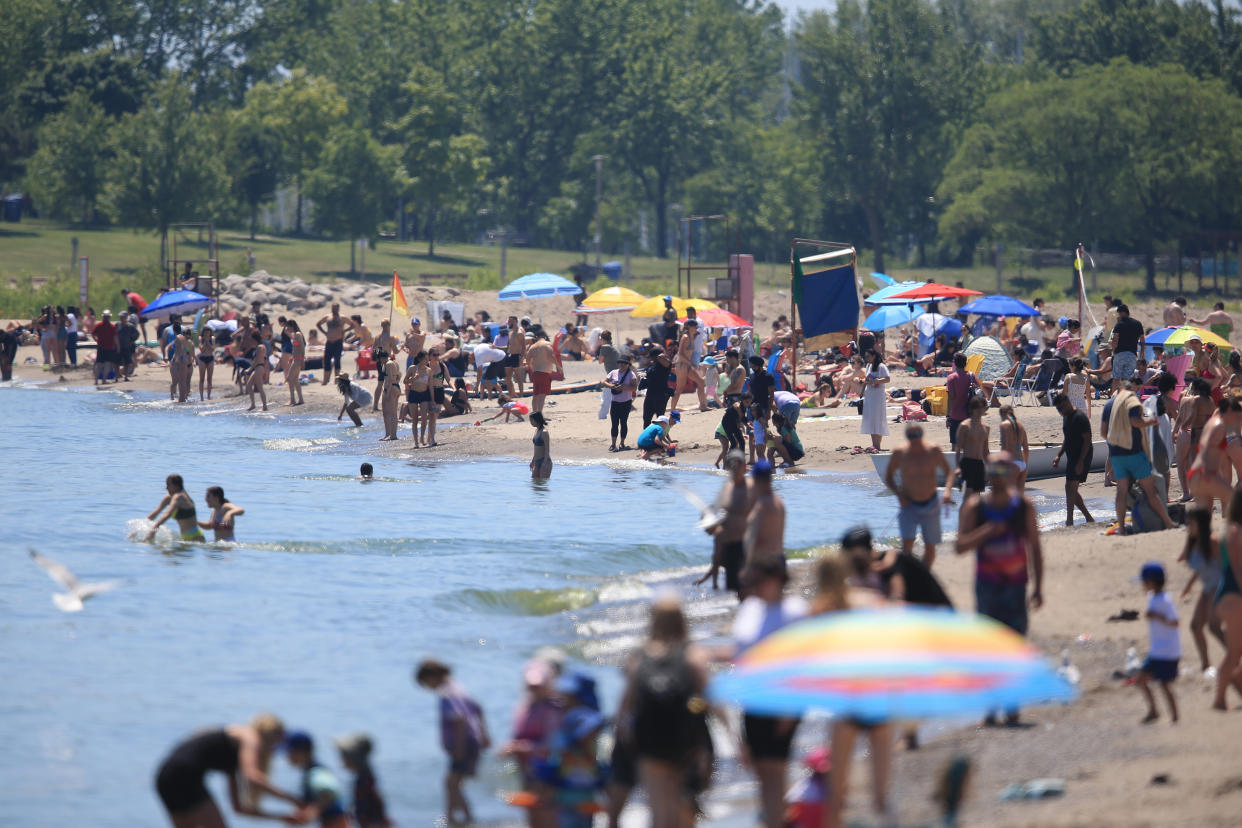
[1213,489,1242,711]
[529,411,552,479]
[246,341,269,412]
[440,378,472,417]
[404,352,431,447]
[426,349,449,447]
[197,335,215,401]
[285,320,305,406]
[997,406,1031,492]
[148,474,206,542]
[1188,391,1242,558]
[199,486,245,541]
[1174,379,1216,502]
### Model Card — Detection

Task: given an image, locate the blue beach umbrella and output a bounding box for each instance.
[957,295,1039,317]
[499,272,581,324]
[861,303,926,331]
[870,272,895,288]
[865,281,929,305]
[139,289,214,320]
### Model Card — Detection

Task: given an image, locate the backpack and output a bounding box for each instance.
[632,648,705,765]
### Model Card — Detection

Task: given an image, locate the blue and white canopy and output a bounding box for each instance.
[498,273,580,301]
[140,290,215,320]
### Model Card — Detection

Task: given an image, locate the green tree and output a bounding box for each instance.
[106,77,227,263]
[389,66,489,257]
[797,0,984,272]
[260,69,349,235]
[226,106,282,239]
[25,90,114,222]
[305,126,395,274]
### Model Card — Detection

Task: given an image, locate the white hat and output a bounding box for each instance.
[102,309,112,316]
[1187,333,1203,344]
[655,415,670,424]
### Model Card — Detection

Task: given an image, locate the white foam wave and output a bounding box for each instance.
[125,518,177,544]
[262,437,344,452]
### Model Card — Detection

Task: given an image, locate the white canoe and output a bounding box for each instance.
[871,440,1108,484]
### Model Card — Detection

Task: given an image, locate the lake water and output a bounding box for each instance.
[0,385,1076,826]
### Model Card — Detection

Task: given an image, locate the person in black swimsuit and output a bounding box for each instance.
[155,713,302,827]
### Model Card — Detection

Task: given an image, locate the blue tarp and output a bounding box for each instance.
[798,262,860,351]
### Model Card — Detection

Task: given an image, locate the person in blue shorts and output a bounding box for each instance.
[1100,382,1175,533]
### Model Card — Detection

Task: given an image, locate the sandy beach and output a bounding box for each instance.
[6,279,1239,826]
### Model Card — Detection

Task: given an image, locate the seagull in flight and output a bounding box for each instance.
[30,551,118,612]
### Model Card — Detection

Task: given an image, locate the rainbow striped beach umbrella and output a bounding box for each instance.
[711,607,1076,719]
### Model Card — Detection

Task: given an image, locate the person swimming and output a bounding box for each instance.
[359,462,374,481]
[199,486,244,541]
[148,474,205,541]
[530,411,552,479]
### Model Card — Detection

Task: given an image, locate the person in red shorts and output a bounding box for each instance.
[525,332,557,415]
[92,309,119,384]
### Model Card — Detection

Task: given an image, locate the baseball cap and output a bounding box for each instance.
[284,731,313,753]
[1139,561,1165,582]
[669,410,681,423]
[1186,334,1202,344]
[751,459,774,478]
[617,354,631,363]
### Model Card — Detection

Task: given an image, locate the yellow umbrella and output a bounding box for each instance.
[579,285,648,311]
[1163,325,1231,349]
[629,295,720,318]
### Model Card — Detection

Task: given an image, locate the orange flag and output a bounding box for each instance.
[391,271,410,318]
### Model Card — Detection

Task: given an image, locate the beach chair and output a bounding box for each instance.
[990,353,1029,405]
[1163,354,1193,401]
[964,353,985,376]
[1021,359,1059,406]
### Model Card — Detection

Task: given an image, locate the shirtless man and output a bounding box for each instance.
[670,319,709,412]
[317,303,357,385]
[504,316,526,395]
[525,332,557,414]
[997,405,1031,491]
[1163,296,1188,327]
[371,319,399,410]
[955,396,991,495]
[744,460,786,576]
[885,423,957,568]
[695,450,752,594]
[721,349,746,402]
[1191,302,1234,342]
[402,317,426,368]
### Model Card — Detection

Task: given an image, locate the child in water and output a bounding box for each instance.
[334,733,392,828]
[415,659,490,827]
[359,463,374,481]
[284,732,349,828]
[199,486,244,541]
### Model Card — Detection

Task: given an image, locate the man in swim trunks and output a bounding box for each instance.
[696,450,752,594]
[403,317,426,368]
[1052,393,1095,526]
[1191,302,1234,343]
[504,315,527,395]
[744,459,786,574]
[955,396,990,495]
[885,423,956,568]
[317,303,357,386]
[1101,382,1176,532]
[525,331,557,415]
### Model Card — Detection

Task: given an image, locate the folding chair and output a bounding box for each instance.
[991,353,1029,405]
[1023,360,1059,406]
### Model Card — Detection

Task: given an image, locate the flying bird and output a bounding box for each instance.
[29,551,118,612]
[674,484,726,533]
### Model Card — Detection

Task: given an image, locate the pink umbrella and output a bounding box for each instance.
[679,308,752,328]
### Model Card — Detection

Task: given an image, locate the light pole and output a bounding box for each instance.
[592,155,605,273]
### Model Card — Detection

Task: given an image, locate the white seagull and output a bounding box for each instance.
[30,551,119,612]
[674,484,727,533]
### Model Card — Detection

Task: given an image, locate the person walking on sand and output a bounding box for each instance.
[379,351,402,441]
[147,474,206,542]
[606,354,639,451]
[529,411,552,479]
[670,319,709,413]
[885,423,956,568]
[317,303,356,386]
[415,660,490,827]
[199,486,244,542]
[955,452,1043,726]
[526,331,557,415]
[1052,393,1095,527]
[696,450,751,594]
[1180,517,1226,677]
[284,320,305,406]
[336,373,372,427]
[859,349,890,451]
[246,341,269,412]
[745,460,785,572]
[504,316,527,395]
[1135,562,1180,724]
[955,396,991,495]
[154,713,303,827]
[618,595,713,828]
[1212,489,1242,710]
[404,352,431,446]
[1101,382,1176,533]
[997,405,1030,491]
[944,353,974,450]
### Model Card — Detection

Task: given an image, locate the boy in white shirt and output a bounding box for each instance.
[1137,561,1180,724]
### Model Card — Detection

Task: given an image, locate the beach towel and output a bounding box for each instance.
[1107,391,1149,456]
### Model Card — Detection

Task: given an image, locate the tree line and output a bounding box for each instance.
[3,0,1242,287]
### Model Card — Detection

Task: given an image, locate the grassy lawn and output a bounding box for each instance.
[0,218,1221,317]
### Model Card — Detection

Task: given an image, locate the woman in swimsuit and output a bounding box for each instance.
[404,352,431,447]
[529,411,552,479]
[1180,517,1226,676]
[148,474,206,541]
[155,712,302,827]
[197,336,215,401]
[199,486,245,541]
[997,406,1031,492]
[1189,391,1242,513]
[37,305,56,366]
[246,342,270,412]
[440,378,472,417]
[285,320,305,407]
[426,349,448,447]
[1213,489,1242,711]
[1174,379,1215,501]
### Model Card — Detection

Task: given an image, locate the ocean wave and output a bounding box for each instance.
[454,586,599,616]
[262,437,343,452]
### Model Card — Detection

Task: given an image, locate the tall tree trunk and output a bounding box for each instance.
[863,200,885,273]
[350,239,356,275]
[1145,247,1157,293]
[655,175,668,259]
[295,182,304,236]
[427,210,436,258]
[249,204,257,241]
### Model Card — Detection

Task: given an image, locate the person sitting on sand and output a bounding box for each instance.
[155,713,303,827]
[440,378,472,417]
[200,486,244,541]
[636,415,673,461]
[336,373,372,427]
[529,411,552,479]
[148,473,205,542]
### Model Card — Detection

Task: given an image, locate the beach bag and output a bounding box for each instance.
[901,400,927,422]
[598,387,612,419]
